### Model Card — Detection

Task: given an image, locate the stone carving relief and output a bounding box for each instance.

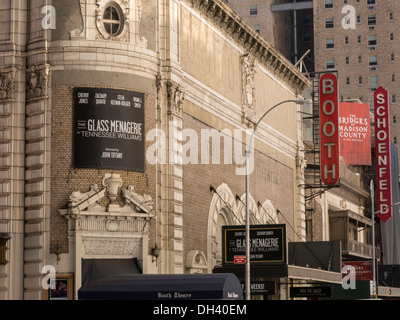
[70,0,86,39]
[241,54,257,126]
[186,250,208,274]
[296,153,307,176]
[26,64,50,101]
[167,82,185,116]
[83,239,138,256]
[64,173,154,216]
[0,67,17,101]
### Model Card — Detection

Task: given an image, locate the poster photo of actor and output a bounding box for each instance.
[50,279,68,300]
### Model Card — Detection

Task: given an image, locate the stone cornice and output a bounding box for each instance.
[184,0,310,94]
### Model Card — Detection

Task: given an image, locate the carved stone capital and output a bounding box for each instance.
[26,64,50,101]
[0,67,17,102]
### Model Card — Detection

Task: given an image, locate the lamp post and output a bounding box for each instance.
[244,98,312,300]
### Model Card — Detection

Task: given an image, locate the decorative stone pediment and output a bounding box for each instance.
[61,173,154,223]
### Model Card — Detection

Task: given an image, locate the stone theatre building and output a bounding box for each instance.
[0,0,312,299]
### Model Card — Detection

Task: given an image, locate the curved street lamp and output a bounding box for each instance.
[244,98,312,300]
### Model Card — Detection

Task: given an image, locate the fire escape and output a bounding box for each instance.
[302,72,340,221]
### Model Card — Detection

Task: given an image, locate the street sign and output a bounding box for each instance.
[290,286,332,298]
[319,73,340,185]
[234,255,246,264]
[374,86,392,222]
[241,281,275,295]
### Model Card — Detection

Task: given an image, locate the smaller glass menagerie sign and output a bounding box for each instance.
[222,224,287,266]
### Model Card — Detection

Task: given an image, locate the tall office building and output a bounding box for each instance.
[224,0,314,72]
[314,0,400,149]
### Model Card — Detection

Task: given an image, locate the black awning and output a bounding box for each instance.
[78,260,242,300]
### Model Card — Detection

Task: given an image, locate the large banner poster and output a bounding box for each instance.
[339,102,371,165]
[73,87,145,172]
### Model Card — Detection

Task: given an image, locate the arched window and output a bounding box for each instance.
[103,3,123,36]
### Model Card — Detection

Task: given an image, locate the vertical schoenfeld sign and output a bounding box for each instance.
[374,86,392,222]
[319,73,340,185]
[73,87,145,172]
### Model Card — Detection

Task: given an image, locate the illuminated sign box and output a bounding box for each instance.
[319,73,340,185]
[222,224,286,266]
[374,86,392,222]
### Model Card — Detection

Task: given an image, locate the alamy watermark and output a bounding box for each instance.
[342,5,357,30]
[41,265,56,290]
[146,122,253,176]
[41,5,56,30]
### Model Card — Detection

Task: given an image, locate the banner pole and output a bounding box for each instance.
[371,180,377,298]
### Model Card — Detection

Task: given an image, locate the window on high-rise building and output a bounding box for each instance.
[325,0,333,9]
[392,74,396,82]
[367,0,375,5]
[369,55,377,65]
[326,59,335,69]
[391,53,395,61]
[390,33,394,41]
[369,76,378,88]
[368,35,377,45]
[325,18,334,29]
[254,25,260,33]
[326,38,334,48]
[358,35,362,44]
[250,5,258,16]
[358,76,363,84]
[368,15,376,25]
[389,12,394,21]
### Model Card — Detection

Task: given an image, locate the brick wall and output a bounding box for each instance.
[182,112,295,262]
[50,86,157,254]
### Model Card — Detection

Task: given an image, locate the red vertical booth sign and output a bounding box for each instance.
[319,73,340,185]
[374,87,392,222]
